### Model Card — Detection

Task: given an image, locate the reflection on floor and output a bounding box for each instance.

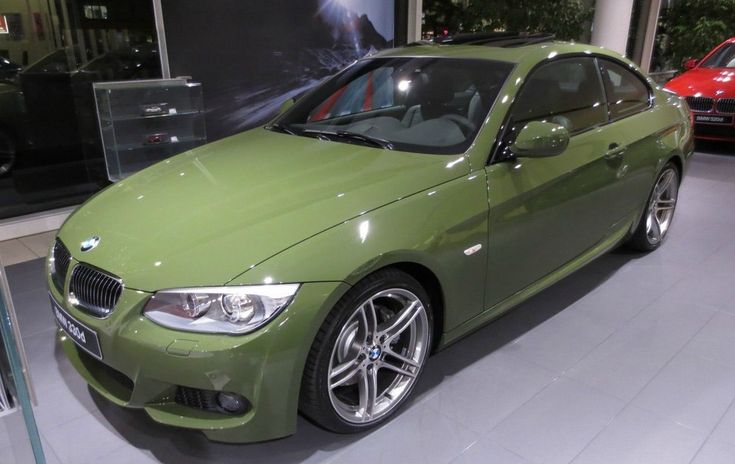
[4,149,735,463]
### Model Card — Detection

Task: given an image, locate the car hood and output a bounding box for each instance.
[58,128,469,291]
[665,67,735,98]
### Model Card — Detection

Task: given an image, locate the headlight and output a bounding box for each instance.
[143,284,300,334]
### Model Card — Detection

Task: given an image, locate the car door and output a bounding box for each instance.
[595,58,663,223]
[483,56,622,309]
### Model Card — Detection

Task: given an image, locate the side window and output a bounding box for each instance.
[509,57,607,137]
[598,60,651,120]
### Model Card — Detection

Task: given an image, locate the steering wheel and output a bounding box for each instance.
[440,114,477,136]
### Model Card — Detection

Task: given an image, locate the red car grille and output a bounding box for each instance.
[716,98,735,114]
[686,96,714,112]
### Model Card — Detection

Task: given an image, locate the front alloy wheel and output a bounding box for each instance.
[300,269,432,432]
[328,288,429,424]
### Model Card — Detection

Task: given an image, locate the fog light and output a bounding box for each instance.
[216,392,247,414]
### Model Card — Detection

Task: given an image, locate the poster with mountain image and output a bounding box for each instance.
[161,0,395,141]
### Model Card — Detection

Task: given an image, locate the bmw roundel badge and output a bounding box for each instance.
[80,236,100,252]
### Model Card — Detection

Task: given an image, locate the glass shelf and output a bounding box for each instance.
[99,109,204,123]
[111,135,206,152]
[93,78,206,182]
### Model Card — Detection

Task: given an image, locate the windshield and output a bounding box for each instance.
[272,57,513,154]
[701,43,735,68]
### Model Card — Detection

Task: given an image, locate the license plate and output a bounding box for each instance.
[50,296,103,360]
[695,114,733,124]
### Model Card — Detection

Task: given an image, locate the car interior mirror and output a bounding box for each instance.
[278,98,295,114]
[683,58,699,70]
[510,121,570,158]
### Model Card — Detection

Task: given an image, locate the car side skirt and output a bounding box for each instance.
[438,214,634,349]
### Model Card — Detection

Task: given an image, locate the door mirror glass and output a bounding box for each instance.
[683,58,699,70]
[511,121,569,158]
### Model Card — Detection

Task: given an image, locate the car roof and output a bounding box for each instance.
[372,41,635,68]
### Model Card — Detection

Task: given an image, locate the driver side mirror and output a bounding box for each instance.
[278,98,295,114]
[683,58,699,71]
[510,121,570,158]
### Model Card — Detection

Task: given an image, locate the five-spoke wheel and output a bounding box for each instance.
[628,162,680,251]
[645,166,678,244]
[328,288,429,424]
[300,269,432,432]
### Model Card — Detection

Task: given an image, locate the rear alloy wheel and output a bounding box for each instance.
[300,269,432,433]
[628,162,679,251]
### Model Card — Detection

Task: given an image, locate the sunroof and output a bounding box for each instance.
[431,32,555,48]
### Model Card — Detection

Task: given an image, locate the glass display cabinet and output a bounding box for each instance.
[93,78,206,182]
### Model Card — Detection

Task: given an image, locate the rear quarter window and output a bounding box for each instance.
[599,59,651,120]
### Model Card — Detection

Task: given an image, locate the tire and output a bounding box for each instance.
[0,130,15,177]
[627,162,680,252]
[300,268,433,433]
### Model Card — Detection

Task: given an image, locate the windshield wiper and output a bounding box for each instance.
[302,129,394,150]
[265,122,296,135]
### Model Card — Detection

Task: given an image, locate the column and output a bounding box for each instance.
[407,0,423,43]
[638,0,662,71]
[590,0,636,56]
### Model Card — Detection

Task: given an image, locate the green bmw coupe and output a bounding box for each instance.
[47,35,693,442]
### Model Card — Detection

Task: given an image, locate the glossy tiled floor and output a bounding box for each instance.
[4,148,735,464]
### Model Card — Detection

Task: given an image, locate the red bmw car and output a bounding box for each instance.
[665,37,735,141]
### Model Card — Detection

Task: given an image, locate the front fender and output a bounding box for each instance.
[230,171,490,333]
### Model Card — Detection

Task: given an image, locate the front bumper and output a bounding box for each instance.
[48,267,348,443]
[691,111,735,141]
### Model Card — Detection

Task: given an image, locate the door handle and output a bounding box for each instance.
[604,142,626,161]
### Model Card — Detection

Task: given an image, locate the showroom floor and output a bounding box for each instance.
[0,231,56,266]
[3,147,735,464]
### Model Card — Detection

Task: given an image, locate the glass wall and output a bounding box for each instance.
[0,0,160,220]
[421,0,595,42]
[650,0,735,79]
[0,260,44,463]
